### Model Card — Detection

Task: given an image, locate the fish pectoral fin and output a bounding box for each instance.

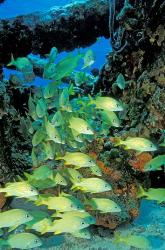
[8,225,18,233]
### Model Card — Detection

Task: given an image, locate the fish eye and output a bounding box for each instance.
[89,160,93,163]
[81,221,85,225]
[30,188,35,192]
[25,214,30,218]
[34,239,39,244]
[116,104,119,107]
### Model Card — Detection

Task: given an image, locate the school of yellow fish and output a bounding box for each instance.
[0,47,164,249]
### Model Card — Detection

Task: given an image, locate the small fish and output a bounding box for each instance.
[43,62,57,79]
[59,88,72,112]
[54,172,67,186]
[56,152,96,168]
[48,47,58,63]
[114,137,157,152]
[52,210,95,225]
[53,53,83,81]
[0,233,42,249]
[36,98,47,118]
[65,168,83,183]
[27,178,56,190]
[69,117,94,135]
[144,154,165,171]
[35,195,84,211]
[42,141,54,160]
[91,96,123,112]
[32,128,46,147]
[71,129,84,142]
[72,178,112,193]
[25,165,53,181]
[7,54,33,73]
[0,181,38,198]
[71,228,91,239]
[45,119,64,144]
[86,198,121,213]
[26,218,52,234]
[82,49,95,69]
[0,209,33,230]
[114,232,151,249]
[45,216,89,234]
[100,110,120,127]
[115,73,126,90]
[74,71,87,86]
[90,164,102,176]
[137,186,165,204]
[43,82,57,99]
[51,111,64,127]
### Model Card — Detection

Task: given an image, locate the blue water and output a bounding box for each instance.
[1,0,111,86]
[0,0,71,19]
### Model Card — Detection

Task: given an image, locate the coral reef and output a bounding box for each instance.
[97,0,165,139]
[0,77,32,183]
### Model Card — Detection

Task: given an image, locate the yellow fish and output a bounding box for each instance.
[7,54,33,73]
[35,195,84,211]
[72,178,112,193]
[56,152,96,168]
[90,164,102,176]
[65,168,83,183]
[26,218,52,234]
[54,172,67,186]
[0,181,38,198]
[45,216,90,234]
[0,209,33,230]
[114,137,157,152]
[100,110,120,127]
[82,49,95,69]
[114,232,150,249]
[69,117,94,135]
[45,119,65,144]
[137,186,165,204]
[143,154,165,172]
[0,233,42,249]
[86,198,121,213]
[52,210,95,225]
[92,96,123,111]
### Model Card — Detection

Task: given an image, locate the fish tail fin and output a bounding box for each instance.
[35,195,43,206]
[0,188,5,193]
[51,211,61,218]
[7,54,15,67]
[137,185,146,198]
[55,155,63,160]
[71,184,79,191]
[112,137,123,147]
[40,226,49,235]
[24,172,32,180]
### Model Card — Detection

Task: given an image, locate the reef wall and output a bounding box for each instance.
[0,0,164,229]
[0,0,110,65]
